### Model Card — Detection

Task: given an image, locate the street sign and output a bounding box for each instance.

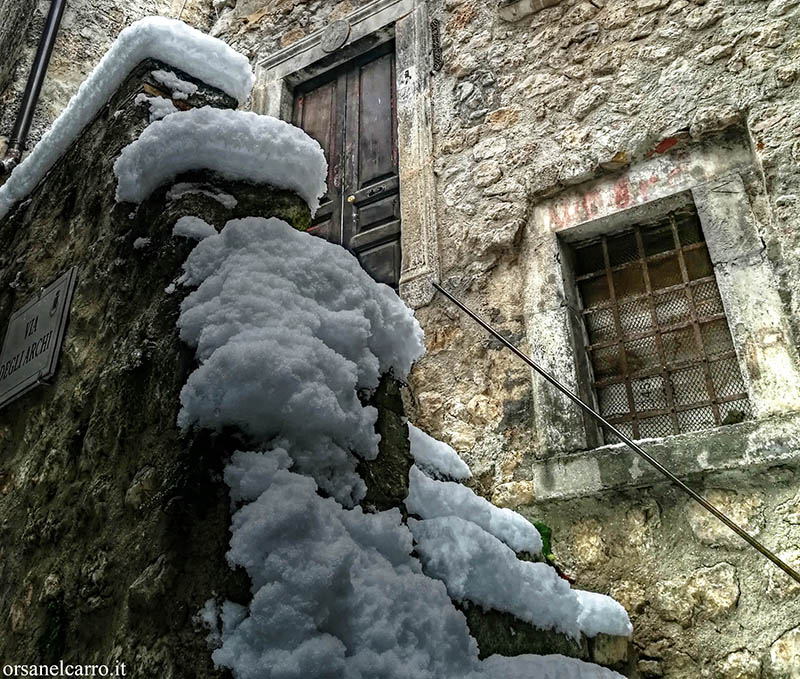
[0,267,77,410]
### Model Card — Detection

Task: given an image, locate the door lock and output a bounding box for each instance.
[347,195,356,203]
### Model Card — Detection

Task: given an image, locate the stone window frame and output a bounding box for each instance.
[562,203,753,441]
[250,0,439,308]
[522,134,800,469]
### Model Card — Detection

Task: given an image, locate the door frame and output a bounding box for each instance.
[251,0,439,308]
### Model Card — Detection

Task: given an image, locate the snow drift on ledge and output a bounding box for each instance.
[0,17,254,222]
[113,107,327,214]
[406,466,631,639]
[176,216,629,679]
[408,422,472,481]
[177,216,423,506]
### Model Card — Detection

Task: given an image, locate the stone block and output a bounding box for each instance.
[655,580,694,626]
[765,548,800,600]
[717,650,761,679]
[687,563,740,620]
[686,488,764,549]
[591,633,630,666]
[491,480,536,507]
[570,518,607,569]
[474,161,503,188]
[498,0,562,22]
[766,626,800,679]
[656,563,739,624]
[608,580,647,616]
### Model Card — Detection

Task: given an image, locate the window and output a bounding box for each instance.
[570,204,751,441]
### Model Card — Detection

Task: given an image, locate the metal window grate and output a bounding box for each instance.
[573,206,751,440]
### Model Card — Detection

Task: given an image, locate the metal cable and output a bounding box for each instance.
[433,281,800,585]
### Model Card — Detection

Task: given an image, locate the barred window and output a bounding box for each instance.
[572,205,752,441]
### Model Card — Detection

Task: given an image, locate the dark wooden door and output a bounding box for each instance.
[292,43,401,288]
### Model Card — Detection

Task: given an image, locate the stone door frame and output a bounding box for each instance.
[251,0,439,308]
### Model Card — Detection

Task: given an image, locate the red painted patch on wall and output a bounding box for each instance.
[653,137,679,154]
[614,178,631,208]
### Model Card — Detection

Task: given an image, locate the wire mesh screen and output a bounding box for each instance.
[574,206,751,440]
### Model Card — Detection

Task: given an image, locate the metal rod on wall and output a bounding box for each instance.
[433,281,800,585]
[1,0,68,175]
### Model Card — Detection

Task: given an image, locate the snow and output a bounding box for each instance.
[406,465,542,554]
[177,216,424,505]
[197,598,222,646]
[133,236,150,249]
[575,590,634,638]
[151,68,198,99]
[477,655,625,679]
[408,516,633,639]
[134,93,178,121]
[173,215,217,240]
[170,184,627,677]
[409,515,582,638]
[0,17,254,222]
[167,182,238,209]
[114,107,327,214]
[408,423,472,481]
[212,449,624,679]
[215,455,482,679]
[409,515,632,640]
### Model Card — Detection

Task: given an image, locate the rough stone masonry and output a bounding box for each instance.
[2,0,800,677]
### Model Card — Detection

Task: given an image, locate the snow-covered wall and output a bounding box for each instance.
[0,20,632,678]
[0,17,255,221]
[5,0,800,674]
[176,214,631,678]
[0,0,215,154]
[0,45,315,675]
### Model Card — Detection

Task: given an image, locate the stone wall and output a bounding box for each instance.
[203,0,800,676]
[526,462,800,678]
[0,40,629,677]
[416,1,800,675]
[0,60,311,675]
[0,0,214,156]
[0,0,36,97]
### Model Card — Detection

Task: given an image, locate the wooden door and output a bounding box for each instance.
[292,43,401,288]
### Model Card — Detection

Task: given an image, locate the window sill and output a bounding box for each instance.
[530,411,800,501]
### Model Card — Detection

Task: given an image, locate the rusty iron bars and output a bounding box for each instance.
[432,281,800,586]
[573,207,750,441]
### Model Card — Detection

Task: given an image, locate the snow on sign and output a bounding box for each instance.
[0,268,77,410]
